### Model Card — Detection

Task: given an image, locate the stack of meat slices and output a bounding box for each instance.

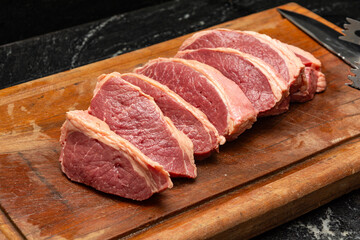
[59,28,326,200]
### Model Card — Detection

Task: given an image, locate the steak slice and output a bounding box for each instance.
[176,47,287,116]
[286,44,326,102]
[121,73,224,160]
[135,58,257,141]
[89,72,196,178]
[179,28,306,103]
[59,110,173,201]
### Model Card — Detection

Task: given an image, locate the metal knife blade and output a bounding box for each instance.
[277,9,360,68]
[340,18,360,45]
[347,65,360,89]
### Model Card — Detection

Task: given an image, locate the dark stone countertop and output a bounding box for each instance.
[1,0,359,239]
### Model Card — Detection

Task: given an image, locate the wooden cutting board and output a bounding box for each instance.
[1,2,360,239]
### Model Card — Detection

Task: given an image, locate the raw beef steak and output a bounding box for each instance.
[121,73,223,159]
[59,110,173,201]
[89,72,196,178]
[176,47,287,116]
[135,58,257,140]
[286,44,326,102]
[179,28,306,103]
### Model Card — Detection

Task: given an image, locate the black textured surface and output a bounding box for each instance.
[1,0,360,239]
[255,189,360,239]
[1,0,360,89]
[0,0,171,46]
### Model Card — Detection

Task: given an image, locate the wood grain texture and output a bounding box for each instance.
[131,138,360,240]
[0,2,359,239]
[0,208,24,240]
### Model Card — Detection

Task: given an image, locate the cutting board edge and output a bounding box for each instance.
[127,137,360,240]
[214,172,360,240]
[0,207,24,240]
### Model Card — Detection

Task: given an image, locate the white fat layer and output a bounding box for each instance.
[316,71,326,92]
[286,44,322,67]
[163,116,196,177]
[63,111,173,191]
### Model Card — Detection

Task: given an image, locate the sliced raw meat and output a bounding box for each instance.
[286,44,326,102]
[59,110,173,201]
[121,73,223,159]
[89,72,196,178]
[135,58,257,140]
[176,47,287,116]
[179,28,306,102]
[316,72,326,93]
